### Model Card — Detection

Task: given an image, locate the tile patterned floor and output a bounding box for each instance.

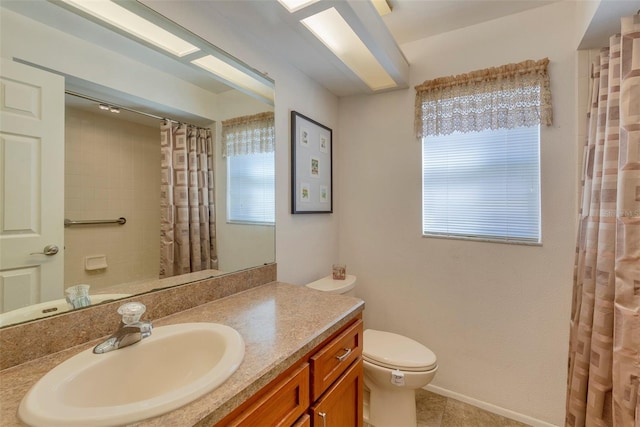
[416,389,531,427]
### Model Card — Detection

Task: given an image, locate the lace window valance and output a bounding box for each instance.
[221,111,275,158]
[414,58,552,138]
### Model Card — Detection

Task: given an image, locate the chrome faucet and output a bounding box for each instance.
[93,302,152,354]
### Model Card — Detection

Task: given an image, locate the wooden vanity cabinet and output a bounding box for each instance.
[215,317,363,427]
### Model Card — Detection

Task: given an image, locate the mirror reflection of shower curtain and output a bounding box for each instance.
[159,121,218,278]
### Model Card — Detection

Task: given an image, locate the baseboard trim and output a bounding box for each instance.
[424,385,560,427]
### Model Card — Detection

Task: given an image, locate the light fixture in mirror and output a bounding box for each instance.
[57,0,273,105]
[0,1,275,327]
[59,0,200,57]
[192,55,274,103]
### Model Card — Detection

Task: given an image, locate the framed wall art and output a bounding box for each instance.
[291,111,332,214]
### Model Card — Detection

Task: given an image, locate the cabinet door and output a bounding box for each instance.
[223,363,309,427]
[310,359,363,427]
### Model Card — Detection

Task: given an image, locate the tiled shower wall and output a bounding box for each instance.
[64,107,160,294]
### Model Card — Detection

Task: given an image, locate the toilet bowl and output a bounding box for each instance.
[363,329,437,427]
[305,275,438,427]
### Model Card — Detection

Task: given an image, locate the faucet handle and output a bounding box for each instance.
[117,302,146,325]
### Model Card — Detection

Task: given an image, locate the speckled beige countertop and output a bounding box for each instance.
[0,282,364,426]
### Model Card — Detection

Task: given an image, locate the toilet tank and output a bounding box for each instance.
[305,275,357,296]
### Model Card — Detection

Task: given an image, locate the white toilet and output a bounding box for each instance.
[305,275,438,427]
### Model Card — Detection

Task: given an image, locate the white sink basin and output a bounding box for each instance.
[18,323,245,427]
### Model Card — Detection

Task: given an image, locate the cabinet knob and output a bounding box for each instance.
[318,412,327,427]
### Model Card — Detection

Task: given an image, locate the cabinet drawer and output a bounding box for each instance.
[224,363,310,427]
[292,414,311,427]
[310,319,363,400]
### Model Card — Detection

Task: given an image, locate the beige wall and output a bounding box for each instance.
[337,2,579,425]
[64,107,160,293]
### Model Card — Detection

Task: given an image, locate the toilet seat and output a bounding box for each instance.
[364,329,437,372]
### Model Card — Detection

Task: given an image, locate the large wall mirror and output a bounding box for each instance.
[0,0,276,328]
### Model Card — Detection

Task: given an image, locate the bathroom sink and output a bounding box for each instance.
[18,322,245,427]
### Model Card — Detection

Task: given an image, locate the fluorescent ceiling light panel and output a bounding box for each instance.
[371,0,392,16]
[192,55,274,102]
[277,0,320,13]
[301,7,396,91]
[60,0,199,57]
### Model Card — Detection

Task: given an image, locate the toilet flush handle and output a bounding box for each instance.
[335,347,352,362]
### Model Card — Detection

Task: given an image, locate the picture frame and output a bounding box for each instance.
[291,111,332,214]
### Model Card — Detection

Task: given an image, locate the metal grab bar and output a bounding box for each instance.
[64,217,127,227]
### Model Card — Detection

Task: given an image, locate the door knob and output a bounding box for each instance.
[30,244,59,256]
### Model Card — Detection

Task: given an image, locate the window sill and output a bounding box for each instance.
[422,233,542,246]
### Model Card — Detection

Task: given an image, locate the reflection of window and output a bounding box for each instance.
[422,126,540,242]
[222,112,275,225]
[227,152,275,224]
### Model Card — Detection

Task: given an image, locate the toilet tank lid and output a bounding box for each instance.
[305,274,356,294]
[363,329,437,371]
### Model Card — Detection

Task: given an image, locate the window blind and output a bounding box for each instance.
[422,126,540,243]
[227,151,275,224]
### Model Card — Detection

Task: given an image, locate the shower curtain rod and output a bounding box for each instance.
[65,90,200,127]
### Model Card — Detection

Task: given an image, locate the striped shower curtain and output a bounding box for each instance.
[566,15,640,427]
[159,121,218,278]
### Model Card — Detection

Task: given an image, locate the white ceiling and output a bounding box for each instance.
[380,0,560,45]
[178,0,564,96]
[184,0,633,97]
[5,0,636,103]
[578,0,640,49]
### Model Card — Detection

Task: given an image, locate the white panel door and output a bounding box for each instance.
[0,59,64,312]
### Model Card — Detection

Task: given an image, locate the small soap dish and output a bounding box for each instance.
[85,255,107,271]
